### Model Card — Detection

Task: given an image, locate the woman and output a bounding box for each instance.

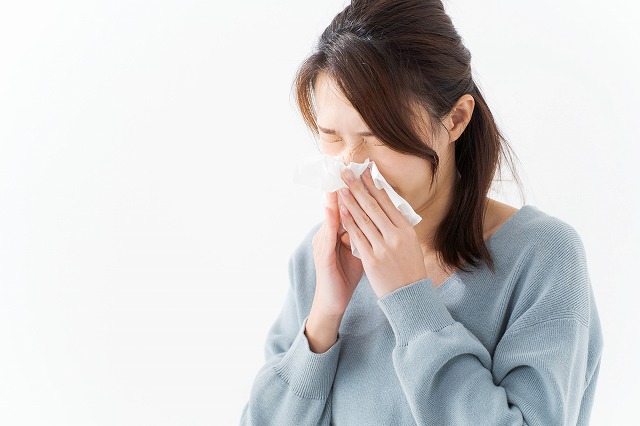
[241,0,603,424]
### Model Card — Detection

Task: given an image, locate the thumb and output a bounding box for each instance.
[324,203,340,250]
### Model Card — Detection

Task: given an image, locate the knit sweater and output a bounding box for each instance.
[240,205,603,425]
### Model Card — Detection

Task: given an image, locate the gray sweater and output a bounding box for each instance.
[240,205,603,425]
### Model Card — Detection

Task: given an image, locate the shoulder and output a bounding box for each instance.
[492,205,586,264]
[491,205,592,327]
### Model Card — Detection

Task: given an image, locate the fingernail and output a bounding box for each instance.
[342,169,355,182]
[364,168,371,178]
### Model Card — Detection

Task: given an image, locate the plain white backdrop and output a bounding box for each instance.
[0,0,638,424]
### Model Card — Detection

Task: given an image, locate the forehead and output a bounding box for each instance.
[313,72,367,130]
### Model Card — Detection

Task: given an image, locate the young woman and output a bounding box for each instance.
[241,0,603,424]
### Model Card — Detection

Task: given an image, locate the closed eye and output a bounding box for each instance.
[319,137,385,147]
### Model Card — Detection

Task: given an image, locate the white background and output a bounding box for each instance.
[0,0,638,424]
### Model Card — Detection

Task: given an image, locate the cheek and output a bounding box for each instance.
[380,160,432,196]
[374,163,403,192]
[318,140,342,156]
[319,145,338,156]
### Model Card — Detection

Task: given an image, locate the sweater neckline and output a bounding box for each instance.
[486,204,532,245]
[436,204,533,293]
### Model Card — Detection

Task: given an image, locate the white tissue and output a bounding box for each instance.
[293,154,422,259]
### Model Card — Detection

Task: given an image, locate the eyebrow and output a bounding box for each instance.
[318,125,375,137]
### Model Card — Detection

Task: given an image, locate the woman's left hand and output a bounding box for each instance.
[337,167,428,299]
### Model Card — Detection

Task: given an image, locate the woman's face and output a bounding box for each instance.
[313,71,456,212]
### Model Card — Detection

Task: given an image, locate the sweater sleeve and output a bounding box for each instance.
[376,223,603,426]
[240,250,342,426]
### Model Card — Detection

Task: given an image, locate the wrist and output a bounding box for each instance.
[305,309,342,353]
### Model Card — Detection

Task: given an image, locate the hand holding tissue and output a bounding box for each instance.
[293,154,422,259]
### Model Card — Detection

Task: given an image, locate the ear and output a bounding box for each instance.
[443,94,475,144]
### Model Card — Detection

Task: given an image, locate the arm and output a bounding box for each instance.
[375,226,603,425]
[240,253,342,426]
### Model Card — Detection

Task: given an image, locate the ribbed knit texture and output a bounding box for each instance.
[240,205,603,425]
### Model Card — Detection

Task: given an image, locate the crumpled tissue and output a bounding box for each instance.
[292,153,422,259]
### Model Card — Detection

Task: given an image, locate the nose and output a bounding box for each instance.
[341,144,368,166]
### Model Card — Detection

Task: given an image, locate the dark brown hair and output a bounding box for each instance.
[293,0,522,271]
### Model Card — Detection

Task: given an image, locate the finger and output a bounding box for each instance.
[338,188,377,254]
[327,190,337,207]
[328,192,351,252]
[359,167,407,228]
[327,191,346,236]
[323,204,338,253]
[338,183,384,251]
[340,169,394,239]
[327,192,341,229]
[315,210,327,256]
[339,198,372,258]
[340,231,351,250]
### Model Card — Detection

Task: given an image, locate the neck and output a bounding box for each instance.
[411,170,457,256]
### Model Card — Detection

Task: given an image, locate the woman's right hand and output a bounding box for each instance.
[310,190,365,320]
